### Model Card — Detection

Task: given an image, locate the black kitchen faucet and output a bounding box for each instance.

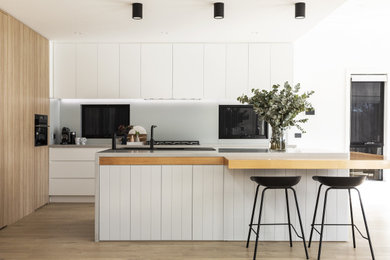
[150,125,157,150]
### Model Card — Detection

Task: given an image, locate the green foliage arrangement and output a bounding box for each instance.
[237,82,314,134]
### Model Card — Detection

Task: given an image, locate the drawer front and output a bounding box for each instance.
[50,161,95,179]
[49,179,95,196]
[49,148,106,161]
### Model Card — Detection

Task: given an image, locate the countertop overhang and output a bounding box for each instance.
[97,148,390,169]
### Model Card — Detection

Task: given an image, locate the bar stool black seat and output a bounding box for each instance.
[312,176,366,188]
[250,176,301,188]
[309,176,374,260]
[247,176,309,260]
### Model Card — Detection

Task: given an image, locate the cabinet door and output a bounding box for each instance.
[49,179,95,196]
[172,44,203,99]
[204,44,226,99]
[249,44,270,91]
[161,165,192,240]
[193,165,224,240]
[130,165,162,240]
[98,44,120,98]
[120,44,141,98]
[53,43,76,98]
[76,44,98,98]
[141,44,172,98]
[270,43,293,86]
[226,44,249,100]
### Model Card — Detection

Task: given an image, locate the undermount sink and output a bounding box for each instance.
[118,147,216,151]
[218,148,269,153]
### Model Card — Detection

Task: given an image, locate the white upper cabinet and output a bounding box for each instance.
[141,44,173,99]
[172,44,204,99]
[120,44,141,99]
[98,44,120,98]
[52,42,293,100]
[270,43,293,86]
[76,44,98,98]
[204,44,226,99]
[248,44,271,91]
[53,43,76,98]
[226,44,249,100]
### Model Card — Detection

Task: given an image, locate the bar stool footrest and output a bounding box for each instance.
[249,223,304,239]
[311,223,369,240]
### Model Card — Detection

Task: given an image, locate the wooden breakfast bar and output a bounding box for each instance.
[95,149,390,242]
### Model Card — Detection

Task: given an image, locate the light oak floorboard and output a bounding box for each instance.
[0,181,389,260]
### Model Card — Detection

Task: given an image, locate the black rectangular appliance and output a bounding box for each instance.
[81,104,130,138]
[35,114,48,146]
[219,105,268,139]
[350,81,384,180]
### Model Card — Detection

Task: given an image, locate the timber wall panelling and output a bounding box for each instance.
[0,9,49,228]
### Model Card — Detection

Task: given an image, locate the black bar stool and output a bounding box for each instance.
[246,176,309,260]
[308,176,374,260]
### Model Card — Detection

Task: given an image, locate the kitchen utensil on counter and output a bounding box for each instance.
[128,126,147,135]
[128,125,147,144]
[61,127,70,144]
[75,137,81,145]
[70,132,76,144]
[81,137,87,145]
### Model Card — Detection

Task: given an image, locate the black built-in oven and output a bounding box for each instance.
[35,114,48,146]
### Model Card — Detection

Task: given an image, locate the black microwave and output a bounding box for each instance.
[219,105,268,139]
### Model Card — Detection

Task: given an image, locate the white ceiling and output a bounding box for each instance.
[0,0,347,42]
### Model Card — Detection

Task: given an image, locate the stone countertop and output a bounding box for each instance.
[97,146,349,160]
[49,144,111,148]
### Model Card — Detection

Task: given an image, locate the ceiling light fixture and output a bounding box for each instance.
[295,2,306,19]
[132,3,143,20]
[214,2,224,19]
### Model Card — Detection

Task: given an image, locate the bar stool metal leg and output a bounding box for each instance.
[355,188,375,260]
[253,188,267,260]
[348,188,356,248]
[309,184,323,248]
[318,188,331,260]
[246,185,260,248]
[285,189,293,247]
[290,188,309,259]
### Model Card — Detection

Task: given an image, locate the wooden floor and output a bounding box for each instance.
[1,181,390,260]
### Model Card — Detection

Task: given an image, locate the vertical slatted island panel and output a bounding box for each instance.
[97,164,349,241]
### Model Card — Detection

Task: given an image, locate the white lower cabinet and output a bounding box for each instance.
[98,164,224,241]
[99,165,162,240]
[98,165,350,242]
[49,147,106,202]
[49,179,95,196]
[192,165,224,240]
[161,165,193,240]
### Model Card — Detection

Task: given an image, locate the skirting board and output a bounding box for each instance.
[50,196,94,203]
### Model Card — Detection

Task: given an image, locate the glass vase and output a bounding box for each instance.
[270,128,286,152]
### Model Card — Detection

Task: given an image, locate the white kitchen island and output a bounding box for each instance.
[95,148,386,242]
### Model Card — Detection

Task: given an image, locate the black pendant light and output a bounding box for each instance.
[214,2,224,19]
[295,2,305,19]
[132,3,143,20]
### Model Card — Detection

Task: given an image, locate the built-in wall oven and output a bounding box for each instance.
[35,114,48,146]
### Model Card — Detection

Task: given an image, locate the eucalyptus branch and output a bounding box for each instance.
[237,82,314,134]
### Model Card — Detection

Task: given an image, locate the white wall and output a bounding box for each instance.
[294,0,390,154]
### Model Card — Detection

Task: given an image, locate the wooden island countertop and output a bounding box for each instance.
[97,149,390,170]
